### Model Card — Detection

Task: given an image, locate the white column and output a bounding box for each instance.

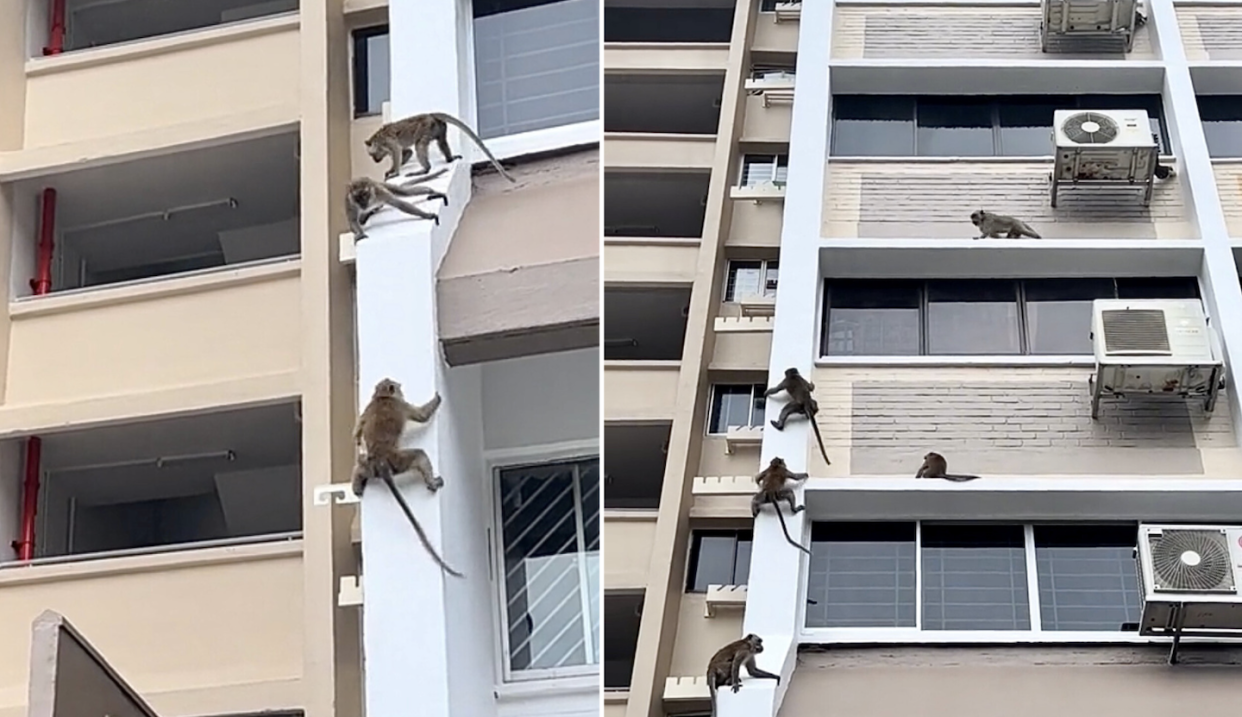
[720,4,835,717]
[357,4,477,717]
[1149,0,1242,447]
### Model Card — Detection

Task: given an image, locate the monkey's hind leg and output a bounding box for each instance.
[388,196,442,226]
[435,133,461,164]
[389,447,445,492]
[770,402,798,430]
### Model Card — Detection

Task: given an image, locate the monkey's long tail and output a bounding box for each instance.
[942,474,982,482]
[809,418,831,466]
[707,678,718,717]
[431,112,517,183]
[772,505,813,556]
[378,472,466,578]
[388,166,449,189]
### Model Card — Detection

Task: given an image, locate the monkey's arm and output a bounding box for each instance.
[352,413,367,444]
[764,379,789,397]
[915,462,927,478]
[729,654,744,692]
[386,196,442,223]
[405,393,442,423]
[744,658,781,682]
[790,470,809,481]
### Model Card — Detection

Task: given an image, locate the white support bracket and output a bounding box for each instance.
[313,483,361,506]
[338,575,364,607]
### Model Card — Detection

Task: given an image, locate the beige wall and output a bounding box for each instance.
[0,544,303,717]
[740,95,792,144]
[668,595,745,676]
[824,161,1194,239]
[1178,4,1242,60]
[783,648,1242,717]
[727,200,783,248]
[603,516,658,590]
[832,5,1156,59]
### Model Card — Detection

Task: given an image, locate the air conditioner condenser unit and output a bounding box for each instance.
[1050,109,1159,207]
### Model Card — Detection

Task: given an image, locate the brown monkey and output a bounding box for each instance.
[347,168,450,240]
[915,451,982,482]
[970,209,1042,239]
[365,111,516,182]
[765,367,831,466]
[751,457,812,556]
[706,634,781,717]
[1154,163,1176,180]
[352,379,463,577]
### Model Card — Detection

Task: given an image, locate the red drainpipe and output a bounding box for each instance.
[42,0,66,56]
[13,189,56,560]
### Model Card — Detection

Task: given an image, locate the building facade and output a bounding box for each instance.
[0,3,600,717]
[604,1,1242,716]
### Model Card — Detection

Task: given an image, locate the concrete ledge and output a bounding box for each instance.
[829,60,1164,94]
[693,476,755,495]
[705,584,749,617]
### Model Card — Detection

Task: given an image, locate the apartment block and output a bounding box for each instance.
[604,0,1242,716]
[0,3,599,717]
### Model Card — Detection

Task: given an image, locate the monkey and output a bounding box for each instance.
[751,457,812,556]
[357,454,464,577]
[915,451,982,482]
[351,378,463,577]
[347,168,450,240]
[706,634,781,717]
[365,111,516,182]
[970,209,1042,239]
[1134,10,1147,27]
[765,367,831,466]
[1154,162,1176,180]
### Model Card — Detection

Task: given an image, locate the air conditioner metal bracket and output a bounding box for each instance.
[1088,364,1224,419]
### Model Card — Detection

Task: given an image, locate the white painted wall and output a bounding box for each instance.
[481,348,600,452]
[0,439,24,562]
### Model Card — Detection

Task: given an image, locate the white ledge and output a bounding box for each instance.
[705,584,749,617]
[724,426,764,454]
[715,316,774,332]
[663,676,709,701]
[693,476,755,495]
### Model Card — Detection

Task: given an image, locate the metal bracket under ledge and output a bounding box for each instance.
[313,483,361,506]
[339,575,364,607]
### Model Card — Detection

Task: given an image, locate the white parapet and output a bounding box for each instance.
[705,584,749,617]
[692,476,755,495]
[724,426,764,454]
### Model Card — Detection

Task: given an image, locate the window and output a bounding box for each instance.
[831,95,1169,157]
[740,154,789,187]
[707,384,767,434]
[603,592,644,690]
[759,0,782,10]
[751,65,796,82]
[724,260,780,302]
[494,456,600,679]
[1197,96,1242,158]
[821,277,1201,357]
[352,26,390,117]
[61,0,298,53]
[687,530,753,592]
[472,0,600,141]
[805,522,1142,636]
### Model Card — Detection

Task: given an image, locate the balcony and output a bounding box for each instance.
[604,0,734,43]
[823,160,1192,240]
[752,9,800,54]
[831,4,1155,60]
[22,4,299,150]
[605,170,712,240]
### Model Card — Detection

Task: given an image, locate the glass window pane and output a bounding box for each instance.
[921,524,1031,631]
[916,98,994,157]
[824,280,922,356]
[832,96,916,156]
[1035,525,1141,632]
[726,261,764,301]
[750,384,767,424]
[1024,278,1116,355]
[806,522,917,628]
[733,532,754,584]
[741,155,776,186]
[709,385,757,433]
[1115,277,1200,299]
[688,533,740,591]
[764,262,780,296]
[998,99,1062,156]
[927,280,1021,355]
[1198,97,1242,158]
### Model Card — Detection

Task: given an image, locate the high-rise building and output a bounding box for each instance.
[0,4,600,717]
[604,1,1242,715]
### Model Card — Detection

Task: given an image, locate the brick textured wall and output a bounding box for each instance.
[823,163,1192,240]
[832,6,1155,60]
[1180,7,1242,60]
[1214,162,1242,237]
[808,367,1237,476]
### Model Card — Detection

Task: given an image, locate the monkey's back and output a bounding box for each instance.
[363,396,406,455]
[375,115,443,145]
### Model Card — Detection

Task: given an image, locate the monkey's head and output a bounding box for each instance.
[923,451,943,462]
[373,378,405,400]
[784,367,800,379]
[969,210,986,227]
[745,634,764,652]
[348,181,371,204]
[768,457,787,470]
[364,137,388,163]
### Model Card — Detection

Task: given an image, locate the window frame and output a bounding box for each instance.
[705,383,768,435]
[819,277,1203,360]
[487,444,601,684]
[739,154,790,187]
[685,529,755,593]
[830,95,1172,158]
[467,0,601,161]
[351,24,390,119]
[723,259,780,303]
[801,520,1149,644]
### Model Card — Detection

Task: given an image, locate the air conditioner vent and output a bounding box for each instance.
[1148,529,1236,593]
[1062,111,1120,144]
[1101,309,1169,353]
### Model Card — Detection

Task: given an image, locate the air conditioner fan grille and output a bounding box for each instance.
[1149,530,1235,592]
[1102,309,1170,352]
[1062,112,1120,144]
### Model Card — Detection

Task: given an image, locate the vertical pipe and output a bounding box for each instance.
[15,189,55,560]
[14,438,41,561]
[43,0,66,56]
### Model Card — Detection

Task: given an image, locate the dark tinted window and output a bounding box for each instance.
[916,98,994,156]
[832,96,915,156]
[708,384,766,433]
[926,280,1021,355]
[806,522,917,628]
[1024,278,1116,355]
[687,531,753,591]
[1198,96,1242,158]
[352,26,390,117]
[1034,525,1141,632]
[1080,94,1167,152]
[921,524,1031,631]
[998,98,1063,156]
[823,280,921,356]
[1116,276,1200,299]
